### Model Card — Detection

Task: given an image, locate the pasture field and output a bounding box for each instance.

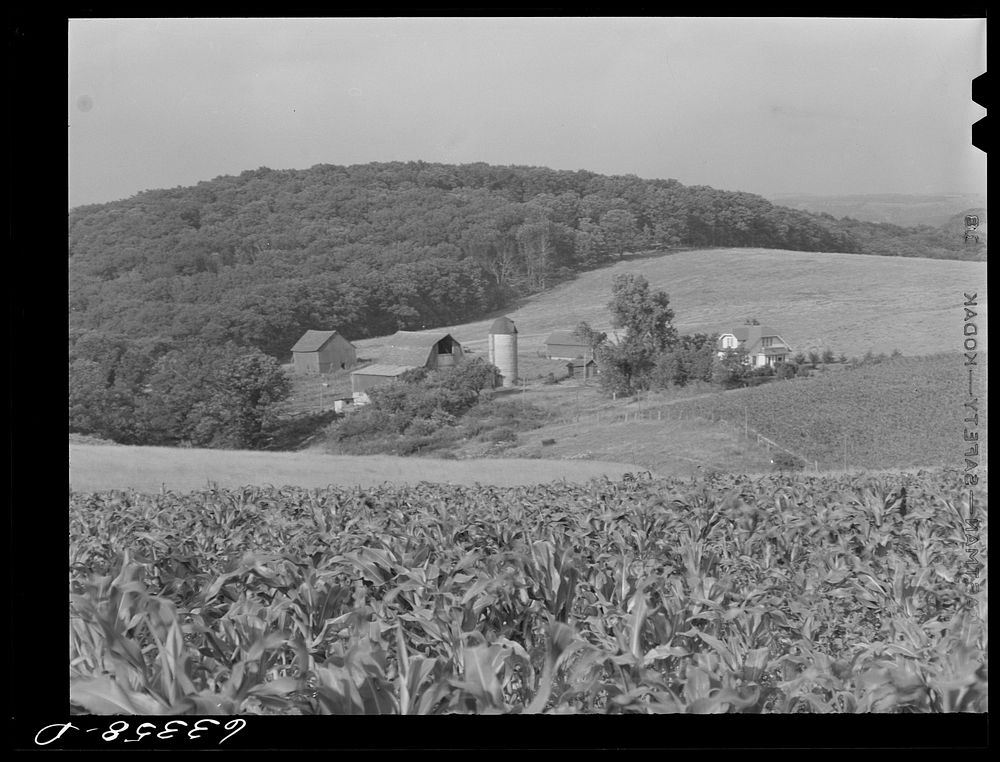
[68,442,639,493]
[354,247,988,364]
[445,382,777,476]
[668,353,988,471]
[69,469,987,715]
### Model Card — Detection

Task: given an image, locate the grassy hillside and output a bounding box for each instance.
[354,247,988,361]
[667,353,988,470]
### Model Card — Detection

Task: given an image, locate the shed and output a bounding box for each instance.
[291,330,357,375]
[350,364,415,402]
[545,330,592,360]
[566,359,599,380]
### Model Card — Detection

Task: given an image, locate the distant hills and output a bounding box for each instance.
[69,161,985,362]
[767,192,986,228]
[68,160,987,450]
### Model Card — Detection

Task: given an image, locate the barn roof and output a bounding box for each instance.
[546,330,590,346]
[350,364,414,378]
[386,329,455,347]
[291,330,343,353]
[489,316,517,335]
[376,330,460,368]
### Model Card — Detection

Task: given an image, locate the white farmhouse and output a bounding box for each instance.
[716,319,791,368]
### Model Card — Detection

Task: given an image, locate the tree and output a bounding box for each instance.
[712,348,750,389]
[441,357,500,402]
[599,209,639,258]
[773,361,797,380]
[595,274,680,394]
[516,220,558,290]
[572,321,607,354]
[596,340,654,395]
[204,352,292,448]
[608,273,678,354]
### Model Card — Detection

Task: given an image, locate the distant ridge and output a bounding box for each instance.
[767,192,986,228]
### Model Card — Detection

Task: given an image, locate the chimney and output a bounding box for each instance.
[746,320,763,349]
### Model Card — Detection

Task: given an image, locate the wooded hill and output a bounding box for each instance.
[68,161,984,360]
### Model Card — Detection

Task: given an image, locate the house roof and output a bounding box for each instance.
[291,330,343,353]
[350,364,414,378]
[567,359,597,367]
[546,331,590,346]
[375,330,461,368]
[489,316,517,335]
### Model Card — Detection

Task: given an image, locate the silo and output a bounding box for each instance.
[488,316,518,388]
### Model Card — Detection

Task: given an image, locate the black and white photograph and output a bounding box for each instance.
[59,14,985,741]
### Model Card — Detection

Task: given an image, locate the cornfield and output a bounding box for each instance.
[70,469,987,714]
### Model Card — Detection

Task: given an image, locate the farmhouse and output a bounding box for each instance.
[350,330,464,404]
[716,319,791,368]
[545,331,592,360]
[290,330,357,375]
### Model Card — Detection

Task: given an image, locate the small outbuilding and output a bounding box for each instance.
[349,364,415,403]
[545,331,592,360]
[566,359,599,380]
[291,330,357,375]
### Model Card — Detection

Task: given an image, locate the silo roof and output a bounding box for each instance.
[489,316,517,335]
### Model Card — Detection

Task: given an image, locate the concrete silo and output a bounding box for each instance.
[488,316,518,388]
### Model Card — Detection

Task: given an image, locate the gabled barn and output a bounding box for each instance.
[350,330,464,403]
[291,330,357,375]
[376,330,464,371]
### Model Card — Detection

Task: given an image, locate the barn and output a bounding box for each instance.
[376,330,464,371]
[350,330,464,403]
[545,331,591,360]
[291,330,357,375]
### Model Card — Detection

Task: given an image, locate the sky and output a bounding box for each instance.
[68,17,987,208]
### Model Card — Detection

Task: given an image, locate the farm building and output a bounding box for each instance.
[488,316,518,388]
[545,331,592,360]
[290,330,356,375]
[716,319,791,368]
[566,359,598,380]
[350,330,464,403]
[349,364,415,401]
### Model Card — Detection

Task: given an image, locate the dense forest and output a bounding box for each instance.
[68,161,985,446]
[69,161,984,357]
